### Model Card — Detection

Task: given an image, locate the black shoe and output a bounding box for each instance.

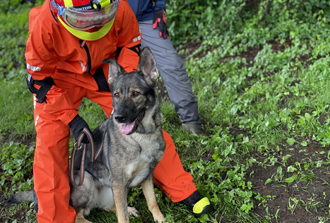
[181,190,211,218]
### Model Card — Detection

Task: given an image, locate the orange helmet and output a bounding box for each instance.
[50,0,119,41]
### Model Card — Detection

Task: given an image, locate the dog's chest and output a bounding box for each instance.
[126,153,153,187]
[125,135,164,187]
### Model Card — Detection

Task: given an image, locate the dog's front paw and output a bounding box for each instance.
[75,209,93,223]
[154,215,167,223]
[127,206,140,217]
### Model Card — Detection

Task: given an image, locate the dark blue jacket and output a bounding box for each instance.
[127,0,166,22]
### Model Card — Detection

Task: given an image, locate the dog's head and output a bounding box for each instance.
[103,47,159,135]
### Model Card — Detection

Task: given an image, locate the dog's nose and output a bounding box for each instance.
[115,115,126,123]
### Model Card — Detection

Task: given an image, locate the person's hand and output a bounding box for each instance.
[152,9,169,39]
[69,115,93,144]
[69,114,95,186]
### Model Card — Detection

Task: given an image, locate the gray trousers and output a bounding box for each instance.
[139,20,202,124]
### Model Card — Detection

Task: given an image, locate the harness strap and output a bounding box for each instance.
[116,44,141,57]
[26,74,55,103]
[93,66,110,92]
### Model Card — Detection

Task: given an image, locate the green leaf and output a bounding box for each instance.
[285,175,297,183]
[265,178,272,185]
[212,153,219,160]
[287,165,297,173]
[240,202,253,213]
[287,138,295,145]
[301,141,307,146]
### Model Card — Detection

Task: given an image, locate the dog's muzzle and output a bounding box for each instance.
[117,110,145,135]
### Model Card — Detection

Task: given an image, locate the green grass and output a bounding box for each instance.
[3,0,330,222]
[0,79,34,141]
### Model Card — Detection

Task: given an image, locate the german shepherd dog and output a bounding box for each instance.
[8,47,167,223]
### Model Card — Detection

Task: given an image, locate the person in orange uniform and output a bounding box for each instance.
[25,0,211,222]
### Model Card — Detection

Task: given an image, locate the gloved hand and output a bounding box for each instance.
[68,114,93,144]
[152,9,169,39]
[68,114,95,186]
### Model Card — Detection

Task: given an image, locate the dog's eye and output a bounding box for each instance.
[113,92,119,98]
[132,91,140,97]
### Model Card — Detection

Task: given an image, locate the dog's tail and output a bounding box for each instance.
[7,189,34,204]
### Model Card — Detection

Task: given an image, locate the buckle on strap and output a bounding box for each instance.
[70,128,104,186]
[26,74,55,103]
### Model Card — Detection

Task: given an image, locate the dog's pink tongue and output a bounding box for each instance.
[120,122,135,135]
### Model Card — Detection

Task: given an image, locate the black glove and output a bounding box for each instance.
[68,115,93,144]
[68,115,95,186]
[152,9,169,39]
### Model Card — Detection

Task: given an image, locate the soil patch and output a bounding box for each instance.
[247,143,330,223]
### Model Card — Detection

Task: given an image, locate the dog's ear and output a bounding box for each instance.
[102,58,124,86]
[137,47,159,87]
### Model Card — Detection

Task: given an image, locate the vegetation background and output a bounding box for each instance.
[1,0,330,222]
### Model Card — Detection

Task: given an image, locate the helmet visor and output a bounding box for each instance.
[62,1,119,30]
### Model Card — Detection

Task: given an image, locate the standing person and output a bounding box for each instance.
[127,0,205,136]
[25,0,211,222]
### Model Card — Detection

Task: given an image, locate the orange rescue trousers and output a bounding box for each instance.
[33,84,197,223]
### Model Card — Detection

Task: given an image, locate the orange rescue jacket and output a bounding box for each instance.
[25,0,142,124]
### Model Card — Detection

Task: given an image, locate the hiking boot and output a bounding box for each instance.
[181,190,211,218]
[182,123,205,136]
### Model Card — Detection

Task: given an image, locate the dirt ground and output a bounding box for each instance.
[247,142,330,223]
